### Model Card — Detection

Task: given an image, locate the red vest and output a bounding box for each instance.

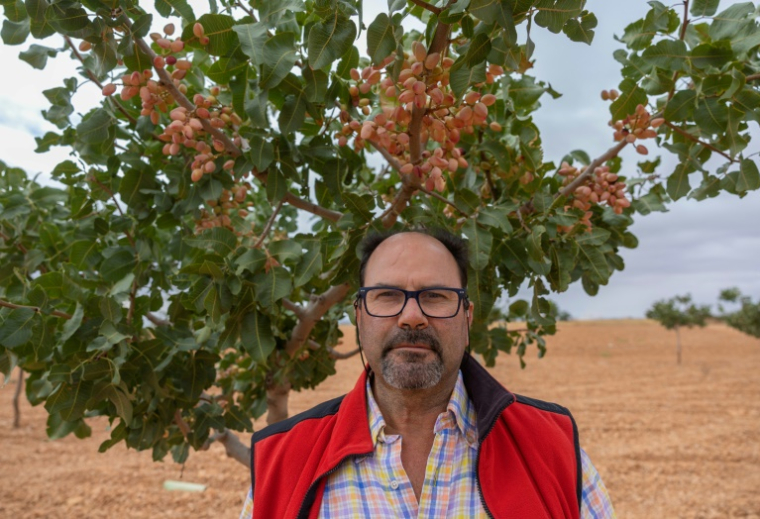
[250,354,581,518]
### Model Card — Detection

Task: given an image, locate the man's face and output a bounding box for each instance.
[357,233,474,391]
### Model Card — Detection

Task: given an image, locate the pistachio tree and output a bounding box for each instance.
[646,294,712,364]
[1,0,759,466]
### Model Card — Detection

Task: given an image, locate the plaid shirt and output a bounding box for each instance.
[241,371,615,518]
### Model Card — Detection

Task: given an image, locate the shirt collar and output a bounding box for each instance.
[365,370,479,450]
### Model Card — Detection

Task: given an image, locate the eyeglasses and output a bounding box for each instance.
[355,287,469,318]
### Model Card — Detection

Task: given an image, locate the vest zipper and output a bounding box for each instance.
[295,451,373,519]
[475,398,513,519]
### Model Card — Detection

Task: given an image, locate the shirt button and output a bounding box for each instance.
[390,480,399,490]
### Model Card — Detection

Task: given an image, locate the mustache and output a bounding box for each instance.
[382,328,442,356]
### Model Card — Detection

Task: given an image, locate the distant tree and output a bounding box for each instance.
[646,295,711,365]
[717,288,760,339]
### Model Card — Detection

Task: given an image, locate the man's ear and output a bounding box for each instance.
[466,300,474,326]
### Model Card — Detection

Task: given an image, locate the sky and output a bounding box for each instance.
[0,1,758,319]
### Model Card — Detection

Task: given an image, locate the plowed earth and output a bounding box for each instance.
[1,320,759,518]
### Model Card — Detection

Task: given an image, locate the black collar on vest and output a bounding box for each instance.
[459,352,517,441]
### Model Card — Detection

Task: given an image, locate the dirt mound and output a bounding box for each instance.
[1,320,759,518]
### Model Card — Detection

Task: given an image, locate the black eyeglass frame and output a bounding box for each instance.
[354,287,470,319]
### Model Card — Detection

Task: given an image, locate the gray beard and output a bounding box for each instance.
[380,329,444,390]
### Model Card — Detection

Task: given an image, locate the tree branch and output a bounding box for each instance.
[667,0,690,101]
[417,185,469,216]
[126,20,242,158]
[146,312,170,327]
[89,176,136,249]
[209,429,251,468]
[282,299,305,318]
[382,10,454,229]
[0,230,47,273]
[664,121,736,162]
[251,169,343,223]
[0,299,72,319]
[409,0,442,15]
[558,140,630,199]
[329,346,361,360]
[284,283,351,357]
[746,73,760,82]
[63,35,137,125]
[174,409,191,439]
[12,367,24,428]
[254,199,284,248]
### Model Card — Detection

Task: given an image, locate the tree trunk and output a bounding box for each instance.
[266,381,291,425]
[13,367,24,428]
[675,326,682,365]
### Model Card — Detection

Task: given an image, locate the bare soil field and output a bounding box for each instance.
[1,319,759,518]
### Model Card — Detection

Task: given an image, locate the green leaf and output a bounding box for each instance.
[366,12,397,65]
[249,136,274,170]
[709,2,754,41]
[307,14,356,70]
[3,0,27,22]
[278,91,307,134]
[664,89,697,121]
[609,78,648,122]
[342,192,374,222]
[303,67,328,103]
[469,0,515,32]
[632,191,668,215]
[693,97,728,135]
[203,285,224,324]
[261,32,297,88]
[100,249,137,283]
[69,240,100,268]
[526,224,548,262]
[45,381,93,421]
[233,22,267,65]
[118,167,156,208]
[253,267,292,308]
[266,167,287,203]
[462,220,492,271]
[534,0,583,33]
[477,204,514,233]
[59,303,84,342]
[130,13,153,38]
[641,39,688,70]
[207,57,249,84]
[294,242,322,287]
[465,32,491,66]
[690,41,731,70]
[576,242,611,284]
[147,0,191,24]
[667,162,692,200]
[76,108,113,144]
[19,44,57,69]
[269,240,303,264]
[259,0,305,26]
[1,18,30,45]
[691,0,720,16]
[0,308,36,348]
[235,248,266,275]
[736,159,760,192]
[107,386,133,424]
[241,311,275,362]
[620,19,652,51]
[185,227,238,256]
[25,0,54,39]
[449,58,486,99]
[562,11,597,45]
[193,14,237,56]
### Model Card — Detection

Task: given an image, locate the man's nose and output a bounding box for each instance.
[398,295,428,329]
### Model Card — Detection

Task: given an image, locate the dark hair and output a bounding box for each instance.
[358,227,469,288]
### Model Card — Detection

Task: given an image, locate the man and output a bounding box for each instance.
[240,229,615,518]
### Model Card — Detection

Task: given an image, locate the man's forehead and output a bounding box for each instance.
[364,232,458,281]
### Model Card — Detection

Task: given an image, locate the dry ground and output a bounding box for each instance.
[1,320,759,518]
